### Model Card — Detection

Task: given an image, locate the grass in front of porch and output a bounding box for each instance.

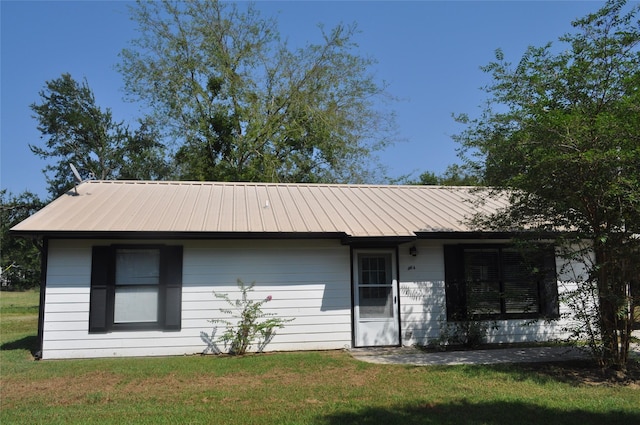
[1,290,638,425]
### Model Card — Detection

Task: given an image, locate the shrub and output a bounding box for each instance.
[210,279,293,355]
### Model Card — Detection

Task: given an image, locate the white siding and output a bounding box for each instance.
[42,239,351,359]
[398,241,447,346]
[397,241,572,347]
[42,237,580,359]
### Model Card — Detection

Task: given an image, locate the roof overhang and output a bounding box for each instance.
[12,230,562,242]
[10,230,348,240]
[341,235,417,247]
[414,231,561,240]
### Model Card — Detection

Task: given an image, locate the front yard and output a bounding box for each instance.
[1,290,638,424]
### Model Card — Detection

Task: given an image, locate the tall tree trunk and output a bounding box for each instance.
[594,240,631,370]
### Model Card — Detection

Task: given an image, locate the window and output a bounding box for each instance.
[89,245,183,332]
[357,254,394,318]
[444,244,558,320]
[114,249,160,323]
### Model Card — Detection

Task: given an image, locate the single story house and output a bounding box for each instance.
[11,181,579,359]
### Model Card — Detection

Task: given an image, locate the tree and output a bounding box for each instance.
[30,73,171,198]
[416,171,440,186]
[0,190,45,290]
[454,0,639,370]
[416,164,482,186]
[118,0,395,184]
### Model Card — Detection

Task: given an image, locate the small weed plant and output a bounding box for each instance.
[436,317,499,349]
[430,296,499,350]
[210,279,293,355]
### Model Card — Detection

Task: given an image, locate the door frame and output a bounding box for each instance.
[351,247,401,347]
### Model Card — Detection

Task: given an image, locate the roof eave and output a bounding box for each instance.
[415,230,561,240]
[9,230,349,240]
[11,229,563,241]
[341,235,417,247]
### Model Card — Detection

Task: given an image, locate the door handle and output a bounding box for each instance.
[394,296,397,304]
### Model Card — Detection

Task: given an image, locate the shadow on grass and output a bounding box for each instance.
[455,360,640,387]
[1,335,38,354]
[315,399,640,425]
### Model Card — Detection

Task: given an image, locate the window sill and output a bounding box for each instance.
[89,323,180,333]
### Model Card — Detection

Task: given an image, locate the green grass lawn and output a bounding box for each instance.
[1,290,638,425]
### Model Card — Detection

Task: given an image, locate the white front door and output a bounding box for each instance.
[353,249,400,347]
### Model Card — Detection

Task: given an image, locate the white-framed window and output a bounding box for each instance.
[357,254,394,318]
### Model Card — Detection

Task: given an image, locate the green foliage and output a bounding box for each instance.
[454,0,640,369]
[436,319,498,349]
[119,0,396,184]
[416,170,440,185]
[30,73,171,198]
[557,257,605,358]
[211,279,293,355]
[0,190,44,290]
[432,294,500,350]
[415,164,482,186]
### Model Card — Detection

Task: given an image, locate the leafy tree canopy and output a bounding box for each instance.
[118,0,396,184]
[416,164,482,186]
[454,0,639,369]
[0,190,45,289]
[30,73,171,198]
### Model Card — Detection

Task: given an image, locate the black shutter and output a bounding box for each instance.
[444,245,466,320]
[89,246,112,333]
[540,246,559,318]
[162,246,183,330]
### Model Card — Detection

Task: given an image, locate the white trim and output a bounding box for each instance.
[352,248,400,347]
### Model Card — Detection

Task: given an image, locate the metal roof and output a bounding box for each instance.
[10,181,509,238]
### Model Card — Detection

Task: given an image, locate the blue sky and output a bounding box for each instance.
[1,1,607,199]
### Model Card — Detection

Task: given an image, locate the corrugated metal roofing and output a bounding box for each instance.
[10,181,509,238]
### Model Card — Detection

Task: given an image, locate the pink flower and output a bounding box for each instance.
[266,295,272,302]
